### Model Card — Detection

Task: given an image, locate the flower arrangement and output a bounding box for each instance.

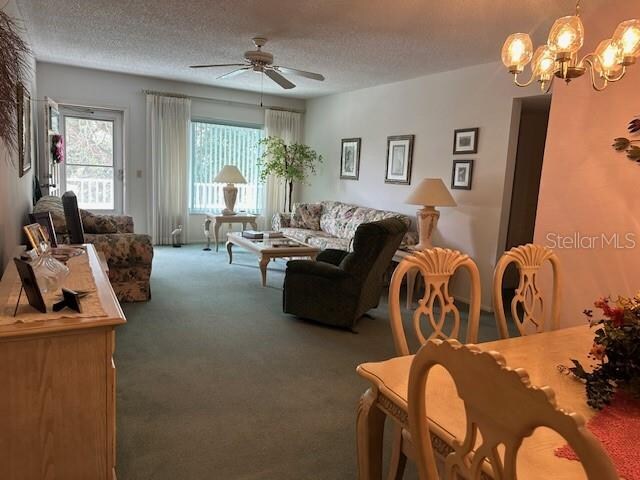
[569,294,640,409]
[51,134,64,163]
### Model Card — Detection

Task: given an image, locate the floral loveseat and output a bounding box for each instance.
[34,196,153,303]
[272,201,417,251]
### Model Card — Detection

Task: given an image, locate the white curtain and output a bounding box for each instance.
[146,94,191,245]
[263,109,302,226]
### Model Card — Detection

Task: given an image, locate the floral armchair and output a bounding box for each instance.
[33,196,153,302]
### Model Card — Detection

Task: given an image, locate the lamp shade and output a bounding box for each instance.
[214,165,247,184]
[405,178,457,207]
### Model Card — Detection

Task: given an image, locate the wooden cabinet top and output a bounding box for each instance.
[0,244,126,339]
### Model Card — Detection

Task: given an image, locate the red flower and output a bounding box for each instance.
[594,297,609,309]
[608,307,625,327]
[589,342,606,361]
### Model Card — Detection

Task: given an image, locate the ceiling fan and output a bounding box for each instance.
[190,37,325,90]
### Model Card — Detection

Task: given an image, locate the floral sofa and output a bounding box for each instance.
[272,201,417,251]
[33,196,153,303]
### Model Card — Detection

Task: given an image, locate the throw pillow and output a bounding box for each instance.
[80,210,118,234]
[290,203,322,230]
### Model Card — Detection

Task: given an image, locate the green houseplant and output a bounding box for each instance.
[257,136,323,212]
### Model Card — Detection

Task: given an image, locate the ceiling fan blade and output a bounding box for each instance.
[189,63,246,69]
[264,69,296,89]
[216,67,251,80]
[274,66,325,81]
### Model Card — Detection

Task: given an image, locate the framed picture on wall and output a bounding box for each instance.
[46,97,60,135]
[385,135,414,185]
[451,160,474,190]
[340,138,361,180]
[17,83,32,177]
[453,128,479,154]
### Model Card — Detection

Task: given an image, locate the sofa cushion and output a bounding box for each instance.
[290,203,322,230]
[320,201,359,238]
[82,211,118,234]
[279,227,313,244]
[306,236,351,251]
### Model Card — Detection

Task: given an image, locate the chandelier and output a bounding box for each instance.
[501,0,640,92]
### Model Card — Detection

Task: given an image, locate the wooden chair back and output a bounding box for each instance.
[493,244,561,339]
[407,339,618,480]
[389,248,481,355]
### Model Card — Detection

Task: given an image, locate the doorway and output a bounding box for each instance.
[58,106,124,214]
[502,95,552,290]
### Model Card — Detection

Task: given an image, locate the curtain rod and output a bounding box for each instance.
[142,89,305,114]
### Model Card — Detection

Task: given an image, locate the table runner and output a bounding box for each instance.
[555,392,640,479]
[0,252,106,325]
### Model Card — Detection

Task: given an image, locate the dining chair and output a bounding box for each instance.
[407,339,618,480]
[493,244,561,339]
[386,248,481,479]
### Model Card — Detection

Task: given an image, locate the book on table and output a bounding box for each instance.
[242,231,284,240]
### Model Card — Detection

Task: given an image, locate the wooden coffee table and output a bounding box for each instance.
[226,233,321,286]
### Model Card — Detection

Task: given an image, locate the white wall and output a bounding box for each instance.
[35,62,305,242]
[0,1,36,273]
[302,62,539,309]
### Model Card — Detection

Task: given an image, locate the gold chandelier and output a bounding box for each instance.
[501,0,640,92]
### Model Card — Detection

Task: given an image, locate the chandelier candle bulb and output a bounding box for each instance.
[548,15,584,58]
[595,39,623,76]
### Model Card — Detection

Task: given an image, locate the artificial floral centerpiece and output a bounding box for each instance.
[568,294,640,409]
[257,136,322,212]
[51,134,64,163]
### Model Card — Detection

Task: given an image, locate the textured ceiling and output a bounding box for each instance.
[16,0,608,99]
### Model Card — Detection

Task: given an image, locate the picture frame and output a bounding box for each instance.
[451,160,474,190]
[29,211,58,248]
[453,128,479,154]
[13,257,47,314]
[46,97,60,135]
[23,223,50,255]
[385,135,414,185]
[340,138,361,180]
[17,83,33,177]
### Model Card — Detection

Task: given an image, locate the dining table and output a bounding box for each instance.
[356,325,615,480]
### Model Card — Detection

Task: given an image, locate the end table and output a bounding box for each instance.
[205,213,259,251]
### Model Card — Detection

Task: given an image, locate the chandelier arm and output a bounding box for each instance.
[583,58,609,92]
[542,76,554,94]
[513,72,537,88]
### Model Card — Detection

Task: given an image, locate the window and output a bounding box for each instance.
[190,121,265,213]
[60,107,123,212]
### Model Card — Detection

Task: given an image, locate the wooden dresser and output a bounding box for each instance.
[0,245,126,479]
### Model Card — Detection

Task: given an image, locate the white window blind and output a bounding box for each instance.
[190,121,264,213]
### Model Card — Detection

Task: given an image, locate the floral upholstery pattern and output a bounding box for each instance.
[273,200,416,252]
[34,196,153,302]
[290,203,322,230]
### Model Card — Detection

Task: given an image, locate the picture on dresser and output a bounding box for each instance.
[385,135,414,184]
[23,223,50,255]
[340,138,361,180]
[453,128,479,154]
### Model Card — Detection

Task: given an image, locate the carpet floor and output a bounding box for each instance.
[116,245,501,479]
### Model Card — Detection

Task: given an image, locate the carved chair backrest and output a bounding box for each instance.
[493,244,561,339]
[389,248,481,356]
[407,339,618,480]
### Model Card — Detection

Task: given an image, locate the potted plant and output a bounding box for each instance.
[257,136,322,212]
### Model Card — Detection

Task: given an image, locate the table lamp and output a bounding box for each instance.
[405,178,457,250]
[214,165,247,215]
